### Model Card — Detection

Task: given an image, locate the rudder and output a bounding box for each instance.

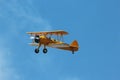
[70,40,79,48]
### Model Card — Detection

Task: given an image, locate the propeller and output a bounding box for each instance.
[30,35,40,43]
[30,36,35,39]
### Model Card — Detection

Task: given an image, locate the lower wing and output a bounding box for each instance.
[48,40,79,52]
[29,40,79,52]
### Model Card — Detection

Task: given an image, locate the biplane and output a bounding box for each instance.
[26,30,79,54]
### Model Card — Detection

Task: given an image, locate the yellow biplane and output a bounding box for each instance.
[27,30,79,54]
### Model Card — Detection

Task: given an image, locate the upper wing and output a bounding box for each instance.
[26,30,68,36]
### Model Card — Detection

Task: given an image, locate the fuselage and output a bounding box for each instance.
[39,36,63,45]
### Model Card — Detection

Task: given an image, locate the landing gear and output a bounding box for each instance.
[43,48,48,54]
[34,43,41,54]
[35,48,39,54]
[34,45,48,54]
[34,48,48,54]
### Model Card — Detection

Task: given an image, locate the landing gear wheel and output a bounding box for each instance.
[35,48,39,54]
[43,48,48,54]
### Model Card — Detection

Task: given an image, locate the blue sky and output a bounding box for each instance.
[0,0,120,80]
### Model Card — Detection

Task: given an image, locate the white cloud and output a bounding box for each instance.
[0,0,55,80]
[0,39,21,80]
[0,0,52,36]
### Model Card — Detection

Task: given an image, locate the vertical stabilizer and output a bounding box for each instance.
[70,40,79,48]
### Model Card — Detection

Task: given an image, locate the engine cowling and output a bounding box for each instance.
[34,35,40,43]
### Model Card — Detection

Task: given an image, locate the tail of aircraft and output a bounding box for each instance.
[70,40,79,51]
[48,40,79,54]
[70,40,79,48]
